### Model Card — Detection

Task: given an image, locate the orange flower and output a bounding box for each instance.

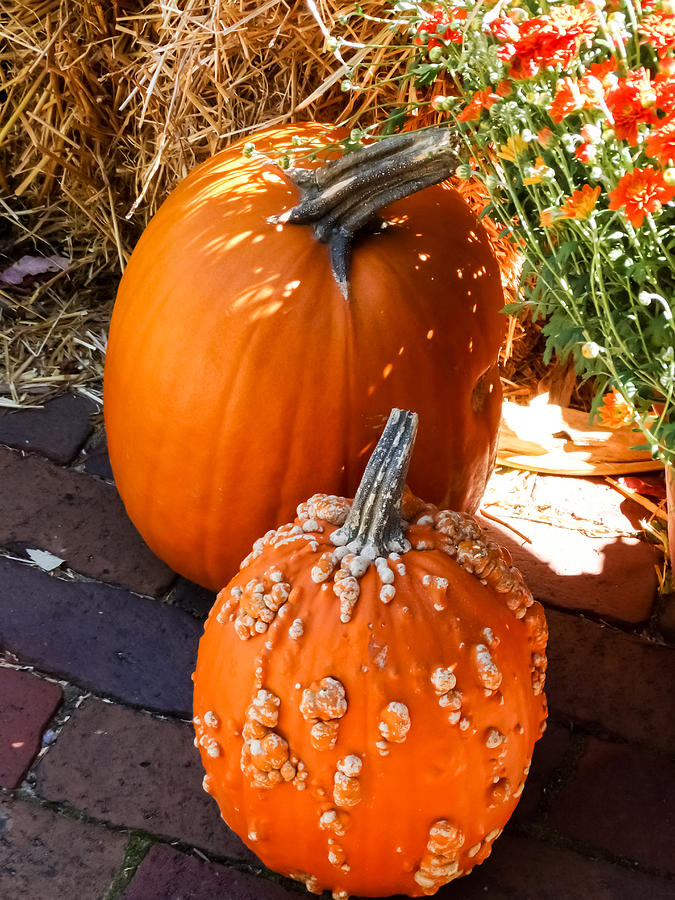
[523,156,550,185]
[608,165,675,227]
[575,141,596,163]
[540,207,559,227]
[492,5,600,80]
[587,58,618,85]
[646,120,675,165]
[549,72,607,122]
[597,388,633,428]
[497,134,528,161]
[458,88,500,122]
[659,56,675,76]
[654,73,675,117]
[639,11,675,59]
[606,69,658,145]
[560,184,601,219]
[549,2,600,47]
[550,77,584,121]
[537,127,554,148]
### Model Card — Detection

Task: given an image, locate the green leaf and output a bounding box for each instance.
[381,107,407,135]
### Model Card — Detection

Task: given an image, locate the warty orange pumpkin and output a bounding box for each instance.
[193,408,548,898]
[104,124,505,589]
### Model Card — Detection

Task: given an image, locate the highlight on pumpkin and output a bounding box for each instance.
[193,408,548,899]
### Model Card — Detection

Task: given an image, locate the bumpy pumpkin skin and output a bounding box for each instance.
[104,124,505,590]
[193,492,548,898]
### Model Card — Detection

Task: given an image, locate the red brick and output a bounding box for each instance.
[478,511,658,624]
[34,698,258,862]
[0,796,126,898]
[0,557,200,716]
[123,843,298,900]
[545,609,675,753]
[549,738,675,872]
[0,393,95,464]
[0,667,62,788]
[0,446,174,596]
[510,721,573,824]
[434,834,675,899]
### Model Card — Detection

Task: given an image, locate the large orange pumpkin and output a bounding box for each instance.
[104,125,505,589]
[193,409,548,898]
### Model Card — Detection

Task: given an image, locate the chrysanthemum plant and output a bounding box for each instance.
[318,0,675,465]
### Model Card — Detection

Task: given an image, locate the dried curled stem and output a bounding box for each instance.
[271,128,462,298]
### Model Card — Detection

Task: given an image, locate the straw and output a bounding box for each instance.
[1,1,536,407]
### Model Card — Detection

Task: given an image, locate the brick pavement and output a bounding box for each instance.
[0,393,673,899]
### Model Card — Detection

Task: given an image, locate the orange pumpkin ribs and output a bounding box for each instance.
[104,125,506,589]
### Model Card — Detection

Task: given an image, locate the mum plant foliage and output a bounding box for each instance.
[330,0,675,463]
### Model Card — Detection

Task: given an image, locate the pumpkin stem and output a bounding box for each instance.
[331,408,418,558]
[271,128,462,298]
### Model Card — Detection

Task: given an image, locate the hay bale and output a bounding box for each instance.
[1,0,523,404]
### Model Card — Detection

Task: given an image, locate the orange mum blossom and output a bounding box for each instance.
[560,184,602,219]
[458,88,500,122]
[575,141,597,163]
[550,77,587,122]
[606,69,659,145]
[598,387,634,428]
[654,73,675,116]
[608,165,675,227]
[646,119,675,165]
[639,10,675,58]
[491,4,600,79]
[549,63,616,123]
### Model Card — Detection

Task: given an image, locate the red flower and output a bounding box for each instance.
[646,120,675,165]
[490,17,520,44]
[458,88,500,122]
[606,69,658,145]
[549,73,605,122]
[654,74,675,117]
[639,11,675,59]
[550,77,585,121]
[491,5,599,80]
[575,142,596,163]
[578,58,619,101]
[659,56,675,76]
[415,6,466,50]
[588,59,618,83]
[608,165,675,227]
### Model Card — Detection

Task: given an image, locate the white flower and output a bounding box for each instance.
[581,341,602,359]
